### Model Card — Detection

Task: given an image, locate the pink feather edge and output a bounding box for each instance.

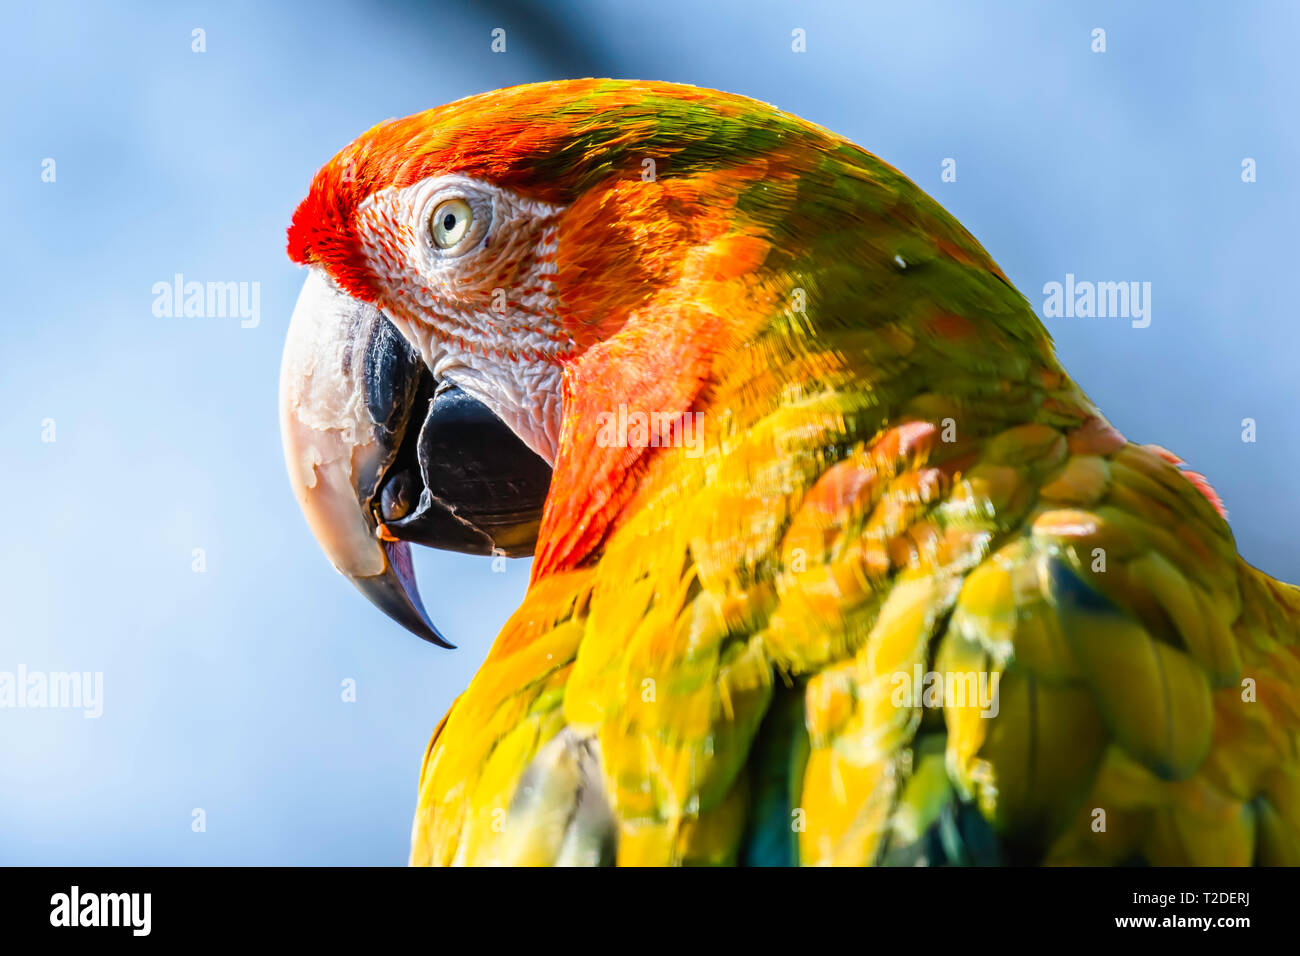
[1145,444,1229,519]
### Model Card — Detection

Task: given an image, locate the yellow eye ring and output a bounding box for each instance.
[430,198,474,250]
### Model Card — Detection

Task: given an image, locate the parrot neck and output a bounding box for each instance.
[531,265,1095,582]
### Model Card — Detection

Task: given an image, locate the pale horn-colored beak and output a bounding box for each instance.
[278,268,450,646]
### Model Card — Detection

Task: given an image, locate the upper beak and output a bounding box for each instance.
[279,269,551,645]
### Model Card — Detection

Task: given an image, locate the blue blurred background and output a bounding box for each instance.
[1,0,1296,864]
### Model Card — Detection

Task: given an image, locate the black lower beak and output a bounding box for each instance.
[376,379,552,559]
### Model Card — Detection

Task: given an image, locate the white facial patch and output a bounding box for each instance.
[353,175,571,464]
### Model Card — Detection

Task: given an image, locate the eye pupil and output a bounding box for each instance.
[431,197,478,250]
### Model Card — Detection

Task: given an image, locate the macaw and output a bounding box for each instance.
[279,79,1300,866]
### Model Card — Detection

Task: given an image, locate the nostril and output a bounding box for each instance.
[380,470,417,522]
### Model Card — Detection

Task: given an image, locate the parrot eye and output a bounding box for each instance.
[430,198,475,251]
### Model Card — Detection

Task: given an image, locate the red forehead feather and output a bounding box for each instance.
[286,122,555,300]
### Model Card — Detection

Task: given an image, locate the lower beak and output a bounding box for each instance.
[278,269,551,645]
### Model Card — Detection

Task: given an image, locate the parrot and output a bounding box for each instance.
[278,78,1300,866]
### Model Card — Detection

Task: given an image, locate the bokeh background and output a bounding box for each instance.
[2,0,1296,864]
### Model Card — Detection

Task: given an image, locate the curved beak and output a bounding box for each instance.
[279,269,450,645]
[279,269,551,646]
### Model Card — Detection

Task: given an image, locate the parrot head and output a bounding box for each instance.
[280,78,1041,645]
